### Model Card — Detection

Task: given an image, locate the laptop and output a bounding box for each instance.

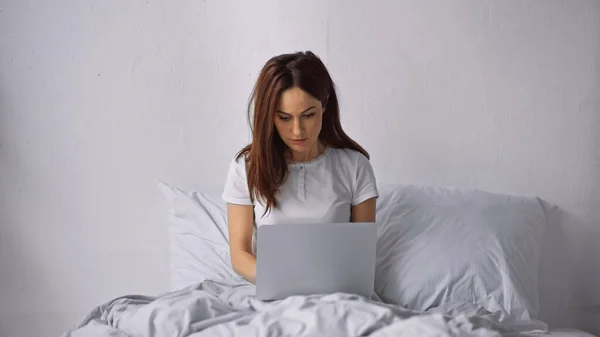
[255,222,377,301]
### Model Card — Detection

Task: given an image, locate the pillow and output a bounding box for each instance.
[374,183,554,332]
[158,181,247,291]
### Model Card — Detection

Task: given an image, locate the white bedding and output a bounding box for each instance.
[158,181,554,332]
[62,280,526,337]
[545,330,597,337]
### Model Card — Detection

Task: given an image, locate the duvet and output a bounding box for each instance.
[62,280,524,337]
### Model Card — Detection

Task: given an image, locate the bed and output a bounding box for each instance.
[548,331,596,337]
[61,182,598,337]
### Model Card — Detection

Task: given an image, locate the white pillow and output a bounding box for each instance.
[158,181,247,291]
[375,183,554,332]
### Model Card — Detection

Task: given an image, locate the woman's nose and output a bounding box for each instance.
[292,119,304,136]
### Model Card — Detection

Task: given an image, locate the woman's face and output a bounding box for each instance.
[274,87,324,161]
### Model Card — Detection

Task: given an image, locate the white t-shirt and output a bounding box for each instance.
[221,147,379,227]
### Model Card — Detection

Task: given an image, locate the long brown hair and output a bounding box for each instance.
[237,51,369,216]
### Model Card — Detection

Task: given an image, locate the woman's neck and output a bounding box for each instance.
[288,142,326,163]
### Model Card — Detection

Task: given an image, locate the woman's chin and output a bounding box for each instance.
[286,141,309,151]
[286,144,313,158]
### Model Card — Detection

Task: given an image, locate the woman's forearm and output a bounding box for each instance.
[231,250,257,284]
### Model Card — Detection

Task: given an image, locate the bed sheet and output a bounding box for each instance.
[62,280,537,337]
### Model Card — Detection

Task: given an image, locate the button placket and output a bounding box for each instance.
[298,165,306,201]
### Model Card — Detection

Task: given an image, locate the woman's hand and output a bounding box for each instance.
[227,203,257,283]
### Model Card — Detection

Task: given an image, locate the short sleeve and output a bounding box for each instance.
[221,155,253,205]
[352,153,379,206]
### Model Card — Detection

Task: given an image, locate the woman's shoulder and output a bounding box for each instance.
[225,150,250,180]
[228,149,249,166]
[327,147,370,166]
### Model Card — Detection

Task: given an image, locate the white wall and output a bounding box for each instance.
[1,1,598,336]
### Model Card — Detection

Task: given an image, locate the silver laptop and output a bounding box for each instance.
[255,222,377,301]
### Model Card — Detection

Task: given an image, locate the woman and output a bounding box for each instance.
[222,51,378,284]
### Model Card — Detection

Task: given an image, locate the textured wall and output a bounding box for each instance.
[0,1,598,336]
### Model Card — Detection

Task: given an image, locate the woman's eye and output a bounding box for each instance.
[304,113,315,118]
[279,116,290,121]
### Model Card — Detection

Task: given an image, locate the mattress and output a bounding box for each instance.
[545,329,597,337]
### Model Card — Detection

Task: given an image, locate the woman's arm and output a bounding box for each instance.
[227,203,257,283]
[351,197,377,222]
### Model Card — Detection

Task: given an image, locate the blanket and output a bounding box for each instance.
[62,280,524,337]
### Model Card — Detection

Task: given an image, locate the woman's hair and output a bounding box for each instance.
[237,51,369,215]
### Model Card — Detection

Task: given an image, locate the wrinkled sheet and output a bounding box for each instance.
[62,280,524,337]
